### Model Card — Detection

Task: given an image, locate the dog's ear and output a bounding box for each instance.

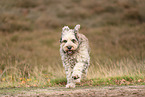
[74,24,80,33]
[62,26,70,32]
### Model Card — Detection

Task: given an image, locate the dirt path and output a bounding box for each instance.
[1,85,145,97]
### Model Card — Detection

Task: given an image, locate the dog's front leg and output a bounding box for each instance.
[72,62,84,83]
[65,66,76,88]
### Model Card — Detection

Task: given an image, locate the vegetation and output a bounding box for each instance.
[0,0,145,88]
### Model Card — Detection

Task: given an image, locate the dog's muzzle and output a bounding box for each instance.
[66,46,74,55]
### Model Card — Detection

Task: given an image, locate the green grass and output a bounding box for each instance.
[0,0,145,88]
[91,76,145,86]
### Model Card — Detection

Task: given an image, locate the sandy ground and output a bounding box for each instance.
[1,85,145,97]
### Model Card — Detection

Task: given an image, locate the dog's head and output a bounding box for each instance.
[60,24,80,55]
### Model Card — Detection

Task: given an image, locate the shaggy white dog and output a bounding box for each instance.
[60,24,90,88]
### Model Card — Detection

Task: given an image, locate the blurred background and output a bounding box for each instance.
[0,0,145,87]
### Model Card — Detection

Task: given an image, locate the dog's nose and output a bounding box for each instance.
[67,46,72,50]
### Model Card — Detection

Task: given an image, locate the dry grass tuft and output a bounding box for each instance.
[88,58,145,79]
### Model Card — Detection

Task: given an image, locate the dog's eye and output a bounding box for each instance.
[63,40,67,43]
[72,39,76,43]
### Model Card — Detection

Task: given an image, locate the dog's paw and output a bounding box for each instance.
[72,74,80,80]
[66,83,75,88]
[72,72,81,80]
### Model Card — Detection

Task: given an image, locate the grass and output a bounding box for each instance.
[0,0,145,88]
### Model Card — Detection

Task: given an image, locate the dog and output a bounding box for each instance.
[60,24,90,88]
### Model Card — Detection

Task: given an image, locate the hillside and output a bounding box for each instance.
[0,0,145,87]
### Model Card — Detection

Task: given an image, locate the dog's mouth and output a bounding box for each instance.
[67,50,73,55]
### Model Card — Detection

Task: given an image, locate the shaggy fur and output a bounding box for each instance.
[60,24,90,88]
